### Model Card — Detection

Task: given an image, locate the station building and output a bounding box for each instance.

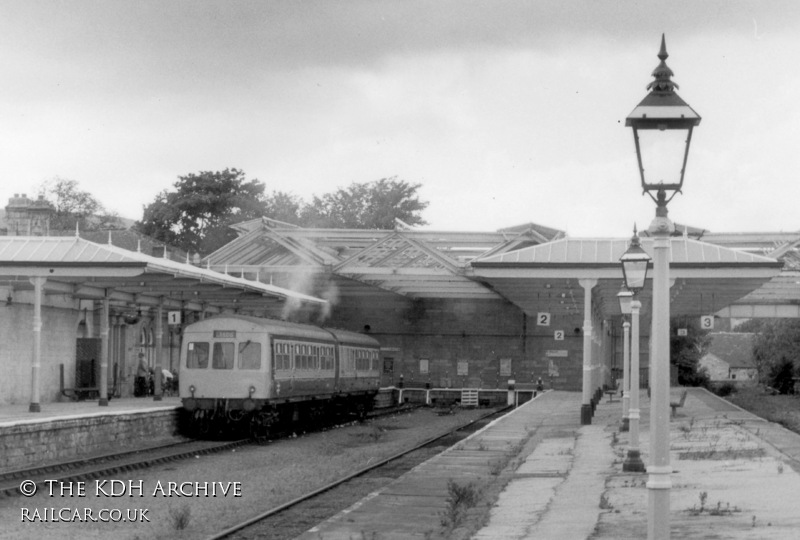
[0,196,326,408]
[204,217,787,394]
[1,193,795,411]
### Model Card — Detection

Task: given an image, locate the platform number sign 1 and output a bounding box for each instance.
[554,330,565,341]
[537,312,551,327]
[700,315,714,330]
[168,311,182,326]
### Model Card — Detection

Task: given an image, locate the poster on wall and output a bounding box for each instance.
[419,358,429,374]
[499,358,512,377]
[457,360,469,376]
[548,359,560,377]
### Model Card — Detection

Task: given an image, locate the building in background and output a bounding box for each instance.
[699,332,758,386]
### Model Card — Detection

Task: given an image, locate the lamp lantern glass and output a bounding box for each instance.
[625,34,701,207]
[618,289,633,315]
[620,232,651,292]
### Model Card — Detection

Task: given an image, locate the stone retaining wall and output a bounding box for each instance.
[0,409,182,472]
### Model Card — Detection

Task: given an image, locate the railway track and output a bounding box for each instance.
[0,438,248,498]
[207,406,510,540]
[0,404,417,499]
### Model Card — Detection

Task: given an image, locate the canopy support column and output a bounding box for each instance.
[579,278,597,424]
[28,277,46,412]
[153,302,164,401]
[99,293,110,406]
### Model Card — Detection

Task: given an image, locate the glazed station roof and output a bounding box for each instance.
[0,236,326,316]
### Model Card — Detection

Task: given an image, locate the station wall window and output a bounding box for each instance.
[212,342,234,370]
[238,341,261,370]
[187,342,209,369]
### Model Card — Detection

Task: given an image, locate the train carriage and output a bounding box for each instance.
[179,315,380,437]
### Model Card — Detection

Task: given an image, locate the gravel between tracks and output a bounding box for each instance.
[0,407,492,540]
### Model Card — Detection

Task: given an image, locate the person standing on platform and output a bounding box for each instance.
[135,353,152,397]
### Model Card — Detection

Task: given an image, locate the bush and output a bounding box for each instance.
[768,357,796,394]
[714,382,736,397]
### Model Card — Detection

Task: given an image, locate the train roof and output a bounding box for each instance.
[185,314,380,348]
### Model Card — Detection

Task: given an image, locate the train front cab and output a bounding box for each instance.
[179,318,271,414]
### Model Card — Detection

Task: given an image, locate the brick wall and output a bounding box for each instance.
[327,293,592,390]
[0,300,81,405]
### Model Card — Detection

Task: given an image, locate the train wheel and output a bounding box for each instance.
[249,411,276,444]
[193,410,212,438]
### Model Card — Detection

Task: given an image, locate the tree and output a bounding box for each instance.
[136,172,431,255]
[300,177,428,229]
[36,178,123,231]
[735,318,800,393]
[264,191,304,225]
[670,316,711,387]
[135,169,269,256]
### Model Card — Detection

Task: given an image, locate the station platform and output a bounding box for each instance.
[0,397,183,472]
[0,397,181,427]
[299,388,800,539]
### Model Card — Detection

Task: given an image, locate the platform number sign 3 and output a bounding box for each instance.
[168,311,182,325]
[537,312,551,327]
[700,315,714,330]
[554,330,564,341]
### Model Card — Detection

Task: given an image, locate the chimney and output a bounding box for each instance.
[5,194,54,236]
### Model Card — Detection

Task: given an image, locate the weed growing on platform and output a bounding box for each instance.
[777,461,785,474]
[686,491,741,517]
[441,479,481,530]
[169,504,191,530]
[599,492,613,510]
[679,447,765,461]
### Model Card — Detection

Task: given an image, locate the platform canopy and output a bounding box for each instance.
[204,217,565,299]
[470,236,783,322]
[0,236,326,315]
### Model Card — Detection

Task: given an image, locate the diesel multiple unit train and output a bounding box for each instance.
[179,315,381,437]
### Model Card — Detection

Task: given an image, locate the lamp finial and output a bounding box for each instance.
[647,34,678,94]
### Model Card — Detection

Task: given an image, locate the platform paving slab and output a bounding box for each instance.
[300,391,585,540]
[298,388,800,540]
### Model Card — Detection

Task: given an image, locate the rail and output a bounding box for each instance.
[205,405,510,540]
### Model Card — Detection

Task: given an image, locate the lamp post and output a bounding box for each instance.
[626,35,701,540]
[618,289,632,432]
[620,230,649,473]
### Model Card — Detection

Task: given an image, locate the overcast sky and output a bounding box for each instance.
[2,1,799,237]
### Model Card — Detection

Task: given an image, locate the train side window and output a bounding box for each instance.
[370,350,378,371]
[274,342,292,371]
[321,346,334,370]
[311,345,320,369]
[212,342,234,370]
[187,342,209,369]
[238,341,261,370]
[356,349,370,371]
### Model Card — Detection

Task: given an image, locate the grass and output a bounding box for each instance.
[169,504,191,530]
[725,386,800,434]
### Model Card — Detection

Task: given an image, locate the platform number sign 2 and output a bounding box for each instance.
[700,315,714,330]
[554,330,564,341]
[537,312,551,326]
